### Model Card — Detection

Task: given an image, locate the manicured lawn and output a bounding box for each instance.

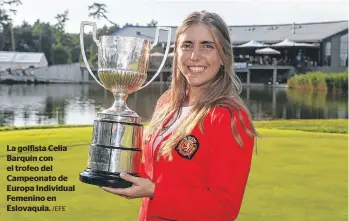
[0,121,347,221]
[254,119,347,134]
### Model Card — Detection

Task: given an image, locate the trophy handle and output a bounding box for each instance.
[80,21,105,88]
[137,27,172,91]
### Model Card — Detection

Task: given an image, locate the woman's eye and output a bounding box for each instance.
[204,44,214,49]
[181,44,191,49]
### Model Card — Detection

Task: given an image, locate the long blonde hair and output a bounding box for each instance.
[144,11,258,161]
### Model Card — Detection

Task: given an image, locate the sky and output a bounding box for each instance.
[10,0,349,33]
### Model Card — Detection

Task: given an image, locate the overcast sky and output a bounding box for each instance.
[11,0,349,33]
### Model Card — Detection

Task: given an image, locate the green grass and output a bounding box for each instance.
[254,119,348,134]
[1,119,347,134]
[0,122,347,221]
[244,129,347,221]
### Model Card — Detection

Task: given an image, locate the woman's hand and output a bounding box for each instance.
[101,173,155,199]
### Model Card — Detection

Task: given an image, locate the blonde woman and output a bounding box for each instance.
[102,10,258,221]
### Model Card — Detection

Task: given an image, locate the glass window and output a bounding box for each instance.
[323,41,331,66]
[340,33,348,67]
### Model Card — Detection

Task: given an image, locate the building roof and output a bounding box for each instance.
[112,20,348,44]
[0,51,47,63]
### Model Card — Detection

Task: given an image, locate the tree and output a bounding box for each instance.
[32,21,54,64]
[0,0,22,25]
[147,19,158,27]
[0,0,22,51]
[88,2,118,26]
[53,11,68,43]
[0,1,126,66]
[14,21,35,52]
[87,2,120,49]
[88,44,97,67]
[67,34,80,63]
[98,24,119,35]
[52,10,74,64]
[53,10,69,45]
[124,22,134,27]
[52,43,69,64]
[54,10,69,33]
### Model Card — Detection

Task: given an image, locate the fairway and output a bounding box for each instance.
[0,126,347,221]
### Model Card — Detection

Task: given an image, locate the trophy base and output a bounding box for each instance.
[79,168,137,188]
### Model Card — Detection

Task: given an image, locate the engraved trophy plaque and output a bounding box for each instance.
[79,21,171,188]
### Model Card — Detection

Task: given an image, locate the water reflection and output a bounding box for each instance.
[0,83,347,126]
[243,87,348,120]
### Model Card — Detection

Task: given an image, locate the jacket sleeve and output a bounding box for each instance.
[149,108,255,221]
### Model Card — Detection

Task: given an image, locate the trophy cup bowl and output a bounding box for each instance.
[79,21,171,188]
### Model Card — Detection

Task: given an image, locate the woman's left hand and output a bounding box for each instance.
[101,172,155,199]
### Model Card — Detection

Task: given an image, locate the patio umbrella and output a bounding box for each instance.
[236,40,268,48]
[271,39,296,47]
[271,39,317,47]
[255,47,281,55]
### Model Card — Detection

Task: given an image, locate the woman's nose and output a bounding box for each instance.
[190,47,200,61]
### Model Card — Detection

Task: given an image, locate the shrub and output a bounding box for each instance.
[287,72,348,92]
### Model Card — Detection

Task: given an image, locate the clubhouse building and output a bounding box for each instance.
[113,20,348,85]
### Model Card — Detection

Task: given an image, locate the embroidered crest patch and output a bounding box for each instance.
[175,135,200,160]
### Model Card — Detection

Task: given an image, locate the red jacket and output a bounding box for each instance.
[138,95,255,221]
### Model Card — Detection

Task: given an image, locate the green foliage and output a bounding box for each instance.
[0,0,22,25]
[151,44,165,53]
[88,44,98,66]
[13,21,36,51]
[52,43,70,64]
[287,72,348,92]
[0,0,22,50]
[98,24,119,36]
[0,14,102,65]
[147,19,158,27]
[88,2,118,26]
[0,1,161,66]
[54,10,69,33]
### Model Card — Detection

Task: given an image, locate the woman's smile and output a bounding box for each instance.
[187,66,207,73]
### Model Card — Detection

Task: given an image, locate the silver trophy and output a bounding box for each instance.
[79,21,171,188]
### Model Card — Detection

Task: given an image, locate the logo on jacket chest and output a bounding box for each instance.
[175,135,200,160]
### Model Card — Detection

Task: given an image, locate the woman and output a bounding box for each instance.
[102,10,258,221]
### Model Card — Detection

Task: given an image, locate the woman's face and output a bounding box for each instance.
[177,24,223,88]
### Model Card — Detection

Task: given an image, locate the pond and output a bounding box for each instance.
[0,83,347,127]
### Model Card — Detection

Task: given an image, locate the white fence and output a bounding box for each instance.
[34,63,90,83]
[0,63,91,83]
